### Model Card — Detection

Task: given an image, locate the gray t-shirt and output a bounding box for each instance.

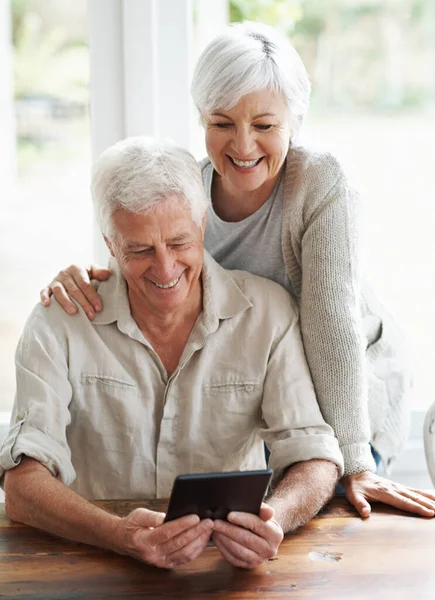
[203,163,292,294]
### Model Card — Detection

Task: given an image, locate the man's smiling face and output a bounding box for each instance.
[106,196,205,317]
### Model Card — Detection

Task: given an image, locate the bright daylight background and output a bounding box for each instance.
[0,0,434,488]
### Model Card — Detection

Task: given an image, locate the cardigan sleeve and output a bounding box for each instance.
[299,170,376,475]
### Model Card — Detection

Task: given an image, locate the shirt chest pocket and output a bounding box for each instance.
[72,374,139,453]
[202,379,263,419]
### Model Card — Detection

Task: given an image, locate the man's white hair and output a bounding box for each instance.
[191,21,311,139]
[91,137,209,240]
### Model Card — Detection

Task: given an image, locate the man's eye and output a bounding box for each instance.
[254,124,273,131]
[170,243,187,249]
[132,249,152,255]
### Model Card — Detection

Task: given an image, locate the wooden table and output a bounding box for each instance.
[1,498,434,600]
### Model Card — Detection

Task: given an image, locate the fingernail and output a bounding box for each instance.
[67,307,76,314]
[94,304,101,312]
[87,312,94,319]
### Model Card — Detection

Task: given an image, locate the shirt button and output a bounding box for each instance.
[245,384,254,392]
[88,377,96,383]
[16,410,26,421]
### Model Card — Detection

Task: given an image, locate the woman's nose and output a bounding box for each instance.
[233,127,256,157]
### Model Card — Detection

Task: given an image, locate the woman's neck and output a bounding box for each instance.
[211,171,281,222]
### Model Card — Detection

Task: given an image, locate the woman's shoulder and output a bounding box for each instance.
[283,145,357,216]
[286,145,347,189]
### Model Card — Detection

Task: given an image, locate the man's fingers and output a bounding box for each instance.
[226,511,283,546]
[159,518,213,555]
[149,514,200,545]
[213,533,251,568]
[213,519,273,557]
[165,528,212,568]
[258,503,275,522]
[130,507,166,528]
[213,532,261,569]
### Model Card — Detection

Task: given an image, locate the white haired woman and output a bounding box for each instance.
[40,22,435,518]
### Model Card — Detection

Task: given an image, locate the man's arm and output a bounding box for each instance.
[212,459,338,569]
[4,457,213,569]
[267,459,339,532]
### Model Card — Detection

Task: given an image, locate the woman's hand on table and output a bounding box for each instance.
[212,503,284,569]
[342,471,435,518]
[120,508,213,569]
[40,264,110,319]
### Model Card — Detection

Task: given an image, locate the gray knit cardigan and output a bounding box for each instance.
[200,146,411,476]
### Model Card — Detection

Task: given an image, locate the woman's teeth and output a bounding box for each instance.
[153,276,181,289]
[231,157,262,168]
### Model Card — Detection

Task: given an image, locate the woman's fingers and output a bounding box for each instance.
[345,489,371,518]
[377,489,435,517]
[39,265,108,318]
[342,471,435,518]
[40,286,53,306]
[58,266,103,313]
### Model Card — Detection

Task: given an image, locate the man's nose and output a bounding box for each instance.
[153,250,176,282]
[233,127,256,157]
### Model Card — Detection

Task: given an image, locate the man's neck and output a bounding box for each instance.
[128,284,203,375]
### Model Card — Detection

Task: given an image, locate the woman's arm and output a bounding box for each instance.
[40,264,111,319]
[299,170,435,517]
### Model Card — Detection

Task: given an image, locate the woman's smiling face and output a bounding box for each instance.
[203,88,291,198]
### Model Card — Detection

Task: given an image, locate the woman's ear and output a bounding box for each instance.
[103,235,115,257]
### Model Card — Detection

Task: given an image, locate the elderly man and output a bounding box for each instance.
[1,137,342,570]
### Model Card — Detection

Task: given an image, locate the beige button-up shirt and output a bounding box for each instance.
[0,253,343,499]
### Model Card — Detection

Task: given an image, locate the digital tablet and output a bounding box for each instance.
[164,469,273,522]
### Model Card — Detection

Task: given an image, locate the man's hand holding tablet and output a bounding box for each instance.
[163,469,283,569]
[120,506,213,569]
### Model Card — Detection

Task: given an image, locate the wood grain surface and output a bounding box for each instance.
[1,498,434,600]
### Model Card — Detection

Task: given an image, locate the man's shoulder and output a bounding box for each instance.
[228,269,298,320]
[23,297,94,337]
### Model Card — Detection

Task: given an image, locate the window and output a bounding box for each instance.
[0,0,92,413]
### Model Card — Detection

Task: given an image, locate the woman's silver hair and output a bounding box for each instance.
[191,21,311,138]
[91,137,209,240]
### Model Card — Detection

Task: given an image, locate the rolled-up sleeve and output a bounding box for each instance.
[259,300,344,484]
[0,305,76,487]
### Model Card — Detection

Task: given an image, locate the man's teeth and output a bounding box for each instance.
[153,276,181,289]
[231,157,261,168]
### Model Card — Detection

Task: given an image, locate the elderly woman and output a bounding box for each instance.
[40,22,435,517]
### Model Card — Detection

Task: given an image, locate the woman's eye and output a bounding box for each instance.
[214,122,232,128]
[255,124,273,131]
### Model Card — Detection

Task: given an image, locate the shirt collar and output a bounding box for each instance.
[92,252,253,334]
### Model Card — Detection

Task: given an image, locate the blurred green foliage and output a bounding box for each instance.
[229,0,435,110]
[11,0,88,102]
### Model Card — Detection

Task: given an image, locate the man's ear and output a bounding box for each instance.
[201,211,207,237]
[103,234,115,257]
